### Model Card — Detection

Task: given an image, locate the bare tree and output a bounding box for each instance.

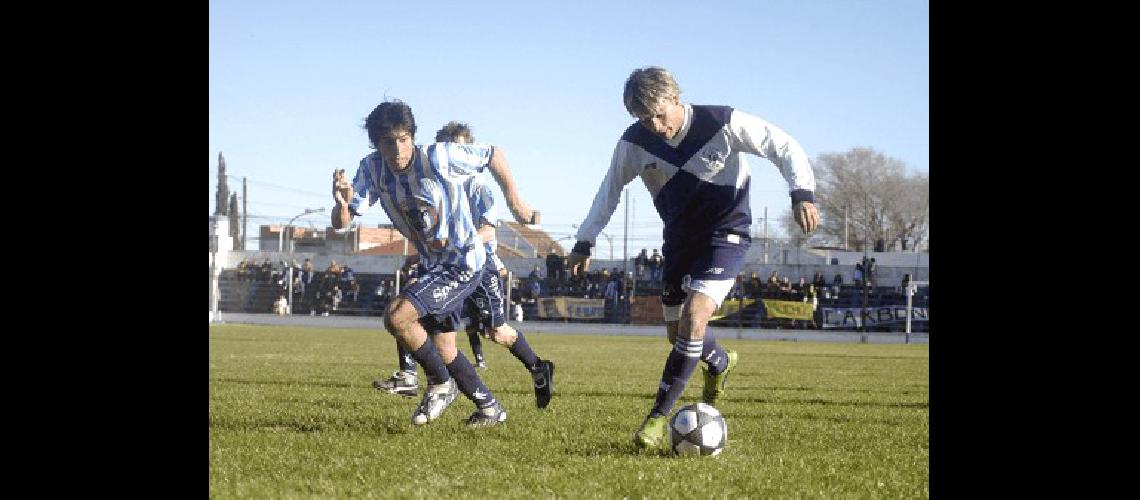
[778,147,928,251]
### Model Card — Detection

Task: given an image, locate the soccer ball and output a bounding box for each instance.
[670,403,727,456]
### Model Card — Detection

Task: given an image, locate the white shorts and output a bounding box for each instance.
[662,275,735,322]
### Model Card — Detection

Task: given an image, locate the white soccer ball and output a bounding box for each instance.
[669,403,727,456]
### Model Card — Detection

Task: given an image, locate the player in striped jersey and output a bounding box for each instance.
[566,67,820,449]
[332,101,537,427]
[375,122,555,410]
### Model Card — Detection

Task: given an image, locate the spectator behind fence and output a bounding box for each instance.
[745,272,761,298]
[341,266,359,303]
[326,260,342,279]
[812,271,826,289]
[528,278,541,302]
[296,258,312,293]
[259,258,273,282]
[649,249,663,283]
[546,245,561,285]
[854,262,864,288]
[792,277,807,299]
[236,258,249,282]
[635,248,648,280]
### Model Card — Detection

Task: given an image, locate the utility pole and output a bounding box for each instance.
[623,188,629,275]
[242,177,248,250]
[762,206,768,264]
[623,188,630,324]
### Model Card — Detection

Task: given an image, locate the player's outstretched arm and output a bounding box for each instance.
[487,147,539,225]
[331,168,353,229]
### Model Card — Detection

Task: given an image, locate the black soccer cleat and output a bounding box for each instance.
[465,401,507,428]
[532,359,555,409]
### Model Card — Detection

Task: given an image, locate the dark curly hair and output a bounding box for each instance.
[364,100,417,148]
[434,121,474,143]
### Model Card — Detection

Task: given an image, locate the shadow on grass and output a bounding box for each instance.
[210,414,412,436]
[728,396,927,410]
[736,383,928,395]
[211,377,356,389]
[490,388,654,401]
[561,441,674,459]
[728,412,918,425]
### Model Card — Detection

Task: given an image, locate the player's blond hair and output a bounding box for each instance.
[623,66,682,117]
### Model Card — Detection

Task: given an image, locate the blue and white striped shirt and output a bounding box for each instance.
[348,143,495,271]
[467,173,505,272]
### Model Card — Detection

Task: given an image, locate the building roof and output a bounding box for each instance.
[501,221,566,257]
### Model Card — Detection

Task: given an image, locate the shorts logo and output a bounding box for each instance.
[433,281,460,301]
[644,162,658,170]
[705,267,724,275]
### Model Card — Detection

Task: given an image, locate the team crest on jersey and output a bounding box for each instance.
[701,150,726,166]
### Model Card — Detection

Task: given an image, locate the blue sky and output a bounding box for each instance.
[209,0,928,257]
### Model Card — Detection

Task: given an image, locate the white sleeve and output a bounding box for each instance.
[727,109,816,198]
[347,156,375,216]
[573,141,642,247]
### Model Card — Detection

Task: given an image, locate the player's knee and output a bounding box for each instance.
[384,299,416,333]
[682,294,717,322]
[432,334,458,363]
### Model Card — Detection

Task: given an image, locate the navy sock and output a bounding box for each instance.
[397,343,418,373]
[446,351,497,409]
[508,330,541,372]
[467,328,484,360]
[650,338,703,417]
[409,339,450,386]
[701,332,729,375]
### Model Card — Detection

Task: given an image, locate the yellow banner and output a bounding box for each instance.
[710,298,757,321]
[762,299,815,320]
[536,297,605,319]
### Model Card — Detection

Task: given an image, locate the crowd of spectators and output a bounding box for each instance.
[228,253,927,332]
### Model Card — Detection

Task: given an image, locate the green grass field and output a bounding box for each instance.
[209,324,928,498]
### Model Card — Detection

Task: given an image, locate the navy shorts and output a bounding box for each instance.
[401,263,484,335]
[660,231,751,309]
[463,260,506,332]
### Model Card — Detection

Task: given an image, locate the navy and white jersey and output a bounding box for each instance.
[574,104,816,245]
[348,143,494,271]
[466,173,505,272]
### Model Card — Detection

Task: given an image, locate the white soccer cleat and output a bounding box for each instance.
[372,370,418,397]
[411,378,458,425]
